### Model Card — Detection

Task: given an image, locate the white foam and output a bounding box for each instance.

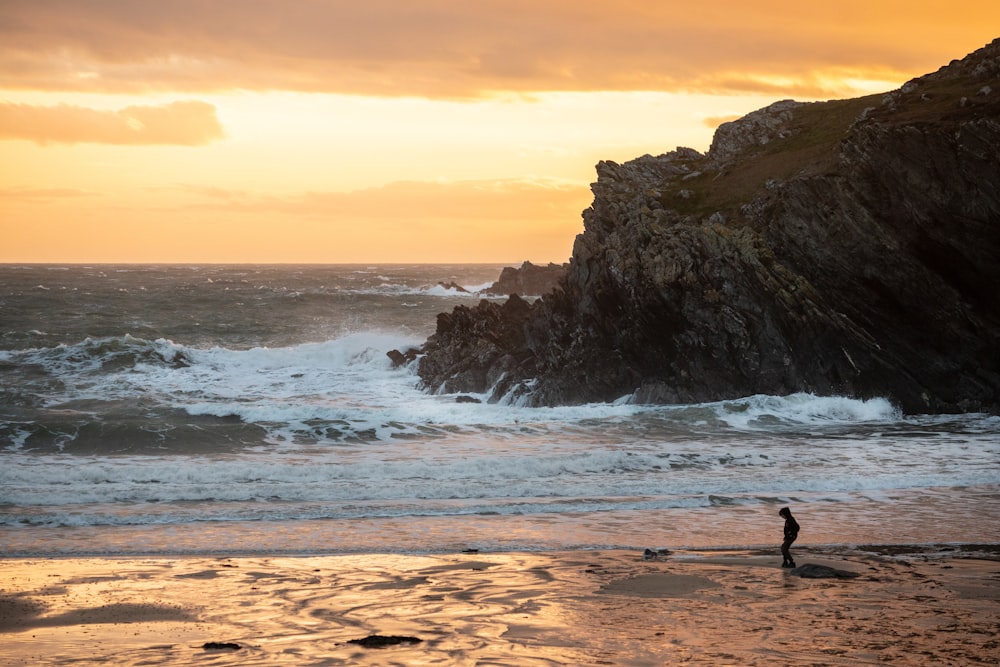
[711,393,901,429]
[0,332,950,453]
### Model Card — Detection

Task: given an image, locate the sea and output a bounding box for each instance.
[1,264,998,558]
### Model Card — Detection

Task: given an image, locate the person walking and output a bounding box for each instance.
[779,507,799,568]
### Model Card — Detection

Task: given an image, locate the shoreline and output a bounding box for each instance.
[2,540,999,561]
[2,544,997,666]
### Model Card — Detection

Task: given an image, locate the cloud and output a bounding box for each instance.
[297,179,590,220]
[0,186,99,201]
[173,177,592,221]
[1,1,996,98]
[0,100,224,145]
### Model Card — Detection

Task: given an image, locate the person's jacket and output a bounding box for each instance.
[784,516,800,541]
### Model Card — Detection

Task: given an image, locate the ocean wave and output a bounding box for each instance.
[0,334,192,375]
[4,482,997,531]
[709,393,902,428]
[4,436,995,511]
[0,327,974,456]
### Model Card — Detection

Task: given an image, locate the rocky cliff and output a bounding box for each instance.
[480,261,568,297]
[414,39,1000,414]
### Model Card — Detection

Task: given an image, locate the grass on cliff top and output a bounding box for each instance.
[663,93,883,217]
[668,68,998,219]
[873,75,1000,124]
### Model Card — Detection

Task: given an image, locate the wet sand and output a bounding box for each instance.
[1,545,997,666]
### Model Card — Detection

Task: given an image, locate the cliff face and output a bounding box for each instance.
[416,39,1000,414]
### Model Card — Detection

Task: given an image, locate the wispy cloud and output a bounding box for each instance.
[172,178,591,221]
[0,186,99,201]
[2,1,995,98]
[0,100,224,145]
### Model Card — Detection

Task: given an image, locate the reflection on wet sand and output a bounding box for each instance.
[1,547,997,666]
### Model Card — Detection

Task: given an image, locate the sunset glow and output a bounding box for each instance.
[2,1,997,263]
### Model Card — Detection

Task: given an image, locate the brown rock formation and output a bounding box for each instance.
[415,39,1000,414]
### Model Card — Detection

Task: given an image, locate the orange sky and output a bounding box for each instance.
[2,1,997,264]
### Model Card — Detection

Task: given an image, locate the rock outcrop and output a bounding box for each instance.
[481,261,568,297]
[415,39,1000,414]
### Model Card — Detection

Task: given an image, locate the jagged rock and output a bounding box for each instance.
[418,294,535,398]
[437,281,469,293]
[481,261,568,297]
[386,347,420,368]
[708,99,803,169]
[416,39,1000,413]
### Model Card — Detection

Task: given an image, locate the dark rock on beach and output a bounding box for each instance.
[415,39,1000,414]
[790,564,861,579]
[202,642,241,650]
[347,634,423,648]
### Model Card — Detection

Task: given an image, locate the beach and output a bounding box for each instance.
[2,545,997,666]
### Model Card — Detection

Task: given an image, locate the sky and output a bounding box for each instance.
[1,1,997,264]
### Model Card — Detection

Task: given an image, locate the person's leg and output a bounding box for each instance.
[781,539,794,567]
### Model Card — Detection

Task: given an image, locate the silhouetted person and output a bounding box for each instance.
[779,507,799,568]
